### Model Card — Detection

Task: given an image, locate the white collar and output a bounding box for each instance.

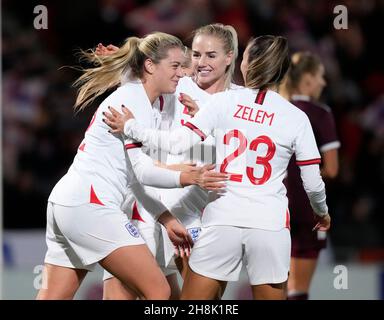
[291,94,311,102]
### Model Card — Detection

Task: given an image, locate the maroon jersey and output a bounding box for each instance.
[285,96,340,257]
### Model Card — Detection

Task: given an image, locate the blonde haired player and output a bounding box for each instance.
[104,35,331,300]
[98,23,239,299]
[37,32,226,300]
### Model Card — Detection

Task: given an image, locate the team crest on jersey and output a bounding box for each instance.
[125,222,140,238]
[188,227,201,242]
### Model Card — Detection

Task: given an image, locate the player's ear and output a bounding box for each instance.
[144,58,155,74]
[225,51,234,66]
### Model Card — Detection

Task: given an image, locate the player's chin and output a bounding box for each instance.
[198,75,216,85]
[165,82,178,94]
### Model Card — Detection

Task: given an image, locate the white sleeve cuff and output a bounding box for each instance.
[172,170,182,188]
[124,119,138,138]
[320,141,341,153]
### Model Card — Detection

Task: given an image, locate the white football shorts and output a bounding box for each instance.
[103,219,177,280]
[45,201,145,271]
[189,225,291,285]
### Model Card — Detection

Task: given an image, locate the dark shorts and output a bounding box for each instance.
[289,204,327,259]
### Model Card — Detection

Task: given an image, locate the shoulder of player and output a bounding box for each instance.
[314,101,333,114]
[268,91,305,115]
[211,87,270,106]
[294,99,333,114]
[178,76,194,87]
[280,98,312,128]
[229,83,244,90]
[176,76,210,103]
[99,81,146,113]
[102,82,136,103]
[176,76,199,92]
[207,87,248,104]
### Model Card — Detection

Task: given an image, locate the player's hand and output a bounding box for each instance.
[166,222,193,257]
[195,164,228,191]
[179,93,199,116]
[175,244,191,258]
[95,43,119,56]
[312,213,331,231]
[103,105,134,134]
[158,212,193,256]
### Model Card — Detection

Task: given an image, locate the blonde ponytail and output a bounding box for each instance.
[73,32,184,110]
[73,37,142,110]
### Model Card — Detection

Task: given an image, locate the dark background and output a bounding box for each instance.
[2,0,384,262]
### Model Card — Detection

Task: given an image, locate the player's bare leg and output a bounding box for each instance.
[36,263,87,300]
[103,271,180,300]
[288,257,317,299]
[251,281,287,300]
[103,277,137,300]
[180,266,226,300]
[175,256,189,279]
[99,244,170,300]
[166,273,181,300]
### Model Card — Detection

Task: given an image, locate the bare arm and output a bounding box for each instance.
[321,149,339,179]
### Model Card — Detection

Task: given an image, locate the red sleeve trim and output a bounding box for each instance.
[125,142,143,150]
[183,122,206,141]
[296,158,321,166]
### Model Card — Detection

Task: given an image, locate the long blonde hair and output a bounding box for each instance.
[73,32,184,110]
[192,23,238,89]
[245,35,290,90]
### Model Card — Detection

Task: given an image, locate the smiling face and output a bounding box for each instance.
[151,47,185,94]
[191,34,233,91]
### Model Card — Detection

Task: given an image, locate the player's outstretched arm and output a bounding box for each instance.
[103,105,204,154]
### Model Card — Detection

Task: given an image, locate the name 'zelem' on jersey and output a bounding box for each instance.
[233,104,275,126]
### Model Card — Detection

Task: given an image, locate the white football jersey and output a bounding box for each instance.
[156,77,212,223]
[48,80,165,210]
[126,78,246,226]
[185,88,321,230]
[156,77,242,225]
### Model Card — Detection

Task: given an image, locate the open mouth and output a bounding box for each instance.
[198,69,212,76]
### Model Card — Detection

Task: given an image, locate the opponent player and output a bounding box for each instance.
[103,35,331,300]
[281,52,340,300]
[36,32,226,300]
